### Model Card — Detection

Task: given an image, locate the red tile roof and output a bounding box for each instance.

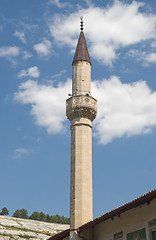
[48,188,156,240]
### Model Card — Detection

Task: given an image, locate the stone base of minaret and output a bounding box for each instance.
[70,231,81,240]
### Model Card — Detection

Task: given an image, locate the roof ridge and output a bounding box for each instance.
[48,188,156,240]
[79,188,156,230]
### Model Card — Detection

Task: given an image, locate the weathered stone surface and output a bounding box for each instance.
[66,95,97,122]
[0,216,69,240]
[66,32,97,232]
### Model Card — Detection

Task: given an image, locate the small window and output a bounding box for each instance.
[114,232,123,240]
[149,219,156,229]
[152,231,156,240]
[149,219,156,240]
[127,229,146,240]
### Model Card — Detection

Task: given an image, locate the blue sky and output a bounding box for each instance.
[0,0,156,219]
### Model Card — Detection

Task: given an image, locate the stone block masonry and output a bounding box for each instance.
[66,27,97,237]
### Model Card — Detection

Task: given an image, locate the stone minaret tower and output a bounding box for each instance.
[66,18,97,237]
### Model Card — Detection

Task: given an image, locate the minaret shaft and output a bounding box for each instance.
[70,118,93,229]
[66,26,97,236]
[70,59,93,229]
[72,61,91,96]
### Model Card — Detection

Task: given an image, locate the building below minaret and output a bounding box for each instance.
[66,18,97,238]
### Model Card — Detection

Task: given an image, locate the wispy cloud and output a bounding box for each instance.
[48,0,156,65]
[143,53,156,65]
[14,148,28,159]
[0,46,20,57]
[51,69,66,79]
[127,49,156,66]
[18,66,40,78]
[33,39,52,57]
[151,41,156,49]
[0,46,20,64]
[14,31,26,43]
[20,21,39,32]
[15,76,156,144]
[84,0,94,8]
[22,51,33,59]
[48,0,70,8]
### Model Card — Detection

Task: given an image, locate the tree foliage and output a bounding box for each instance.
[29,211,70,224]
[29,211,40,221]
[0,206,69,224]
[0,207,9,216]
[13,209,28,219]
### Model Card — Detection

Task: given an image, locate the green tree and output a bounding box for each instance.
[29,211,40,221]
[0,207,9,216]
[46,214,51,222]
[12,209,70,224]
[20,209,28,219]
[50,215,56,223]
[12,209,28,219]
[13,209,20,218]
[39,212,46,222]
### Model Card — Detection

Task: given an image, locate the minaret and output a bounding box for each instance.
[66,18,97,237]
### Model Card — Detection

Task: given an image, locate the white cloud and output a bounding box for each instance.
[92,76,156,144]
[15,77,156,144]
[14,31,26,43]
[14,79,71,134]
[27,66,40,78]
[51,69,66,79]
[151,41,156,49]
[84,0,94,8]
[144,53,156,64]
[0,46,20,57]
[48,0,69,8]
[14,148,28,159]
[18,66,40,78]
[22,51,33,59]
[48,0,156,65]
[0,46,20,64]
[18,70,27,78]
[33,39,52,57]
[127,49,156,66]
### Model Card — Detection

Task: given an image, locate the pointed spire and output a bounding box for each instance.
[72,17,91,65]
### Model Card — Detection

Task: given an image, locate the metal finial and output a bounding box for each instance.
[80,16,83,31]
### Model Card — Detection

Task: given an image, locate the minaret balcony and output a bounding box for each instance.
[66,95,97,122]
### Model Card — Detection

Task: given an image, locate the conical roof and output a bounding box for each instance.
[72,31,91,65]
